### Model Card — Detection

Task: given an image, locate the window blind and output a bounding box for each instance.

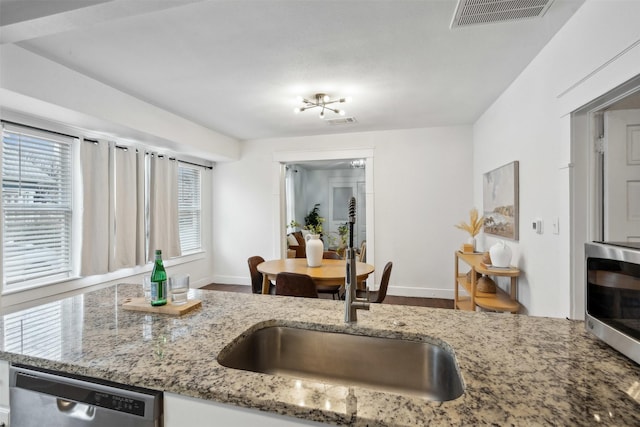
[2,124,74,286]
[178,164,201,252]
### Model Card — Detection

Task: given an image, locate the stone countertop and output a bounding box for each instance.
[0,284,638,426]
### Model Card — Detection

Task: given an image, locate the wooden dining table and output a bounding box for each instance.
[257,258,375,295]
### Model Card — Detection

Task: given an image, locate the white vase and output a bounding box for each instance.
[305,234,323,267]
[467,236,476,252]
[489,240,512,268]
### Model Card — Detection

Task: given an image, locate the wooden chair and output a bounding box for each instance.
[357,261,392,303]
[275,272,318,298]
[247,256,274,294]
[356,241,366,263]
[316,251,343,299]
[322,251,341,260]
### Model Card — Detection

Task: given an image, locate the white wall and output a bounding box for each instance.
[211,126,473,298]
[473,0,640,318]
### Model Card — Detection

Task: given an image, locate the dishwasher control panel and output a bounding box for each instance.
[15,372,147,416]
[9,365,162,427]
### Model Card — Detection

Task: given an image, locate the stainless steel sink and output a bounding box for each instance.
[218,325,464,401]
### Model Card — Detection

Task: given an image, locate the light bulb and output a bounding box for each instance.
[319,110,325,119]
[344,96,352,103]
[295,96,303,103]
[339,110,346,116]
[323,95,330,102]
[293,107,301,114]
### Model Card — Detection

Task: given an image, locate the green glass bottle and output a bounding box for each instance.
[150,249,167,306]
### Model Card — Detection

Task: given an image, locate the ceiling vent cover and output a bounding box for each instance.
[326,117,358,126]
[451,0,554,28]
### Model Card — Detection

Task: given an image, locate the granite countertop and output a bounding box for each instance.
[0,284,638,426]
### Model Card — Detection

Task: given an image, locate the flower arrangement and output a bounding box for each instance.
[305,217,324,235]
[455,208,484,237]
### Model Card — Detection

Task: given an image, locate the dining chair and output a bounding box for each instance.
[356,241,366,263]
[275,272,318,298]
[315,252,343,299]
[322,251,341,260]
[247,256,274,294]
[357,261,392,303]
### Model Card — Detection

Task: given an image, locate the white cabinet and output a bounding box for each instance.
[164,392,327,427]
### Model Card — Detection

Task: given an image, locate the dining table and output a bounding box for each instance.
[257,258,375,295]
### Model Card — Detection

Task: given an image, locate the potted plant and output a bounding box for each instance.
[336,222,348,257]
[304,204,323,234]
[287,220,300,233]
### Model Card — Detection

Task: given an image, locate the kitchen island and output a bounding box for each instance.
[0,284,638,426]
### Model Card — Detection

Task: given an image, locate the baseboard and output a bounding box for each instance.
[209,277,453,300]
[209,275,250,286]
[386,285,454,300]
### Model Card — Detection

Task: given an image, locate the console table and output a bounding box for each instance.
[454,251,520,313]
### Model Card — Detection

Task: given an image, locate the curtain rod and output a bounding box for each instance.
[3,120,213,170]
[177,159,213,170]
[2,120,77,139]
[145,152,212,170]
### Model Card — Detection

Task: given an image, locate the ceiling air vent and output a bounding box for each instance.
[451,0,554,28]
[325,117,358,126]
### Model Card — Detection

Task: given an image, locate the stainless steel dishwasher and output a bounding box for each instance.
[9,365,162,427]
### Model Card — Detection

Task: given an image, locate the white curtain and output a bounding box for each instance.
[109,147,144,270]
[148,154,181,260]
[285,166,296,229]
[135,152,146,265]
[80,139,110,276]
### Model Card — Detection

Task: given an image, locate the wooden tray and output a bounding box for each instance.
[122,297,202,316]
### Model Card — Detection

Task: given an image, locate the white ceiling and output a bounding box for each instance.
[0,0,585,141]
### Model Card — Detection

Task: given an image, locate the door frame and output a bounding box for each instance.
[272,148,375,283]
[570,75,640,320]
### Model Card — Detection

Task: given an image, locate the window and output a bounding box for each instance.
[177,164,201,252]
[1,121,206,290]
[1,124,74,287]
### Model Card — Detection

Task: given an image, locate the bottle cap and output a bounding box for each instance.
[155,249,162,255]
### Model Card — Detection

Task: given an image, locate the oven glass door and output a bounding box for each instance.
[587,257,640,341]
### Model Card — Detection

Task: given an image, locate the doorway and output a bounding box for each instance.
[273,148,375,279]
[285,160,366,251]
[571,74,640,319]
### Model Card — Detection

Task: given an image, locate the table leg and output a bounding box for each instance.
[454,253,459,309]
[262,274,270,294]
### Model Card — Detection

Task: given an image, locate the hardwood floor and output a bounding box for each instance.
[201,283,453,309]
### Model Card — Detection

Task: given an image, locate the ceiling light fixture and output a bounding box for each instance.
[294,93,351,119]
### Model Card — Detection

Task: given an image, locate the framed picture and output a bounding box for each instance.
[483,161,519,240]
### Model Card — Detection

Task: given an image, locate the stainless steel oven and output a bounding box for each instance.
[10,365,163,426]
[585,242,640,365]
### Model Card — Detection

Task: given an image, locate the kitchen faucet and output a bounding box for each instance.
[345,197,369,323]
